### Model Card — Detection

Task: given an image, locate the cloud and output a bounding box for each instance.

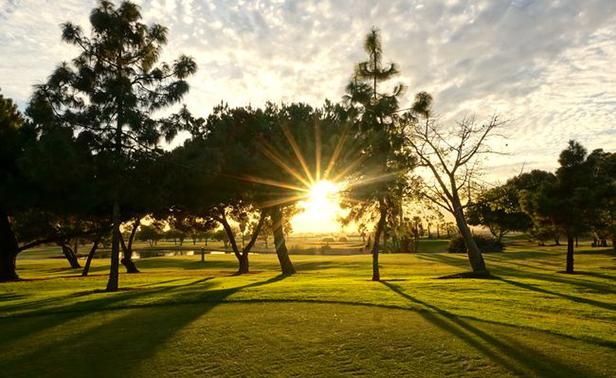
[1,0,615,179]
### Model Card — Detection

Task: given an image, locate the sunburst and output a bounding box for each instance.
[234,118,378,232]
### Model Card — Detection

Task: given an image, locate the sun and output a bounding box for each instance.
[308,180,340,206]
[292,180,343,233]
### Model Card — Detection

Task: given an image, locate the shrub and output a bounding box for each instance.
[448,235,503,253]
[338,237,348,242]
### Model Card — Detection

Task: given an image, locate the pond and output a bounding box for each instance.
[95,250,230,259]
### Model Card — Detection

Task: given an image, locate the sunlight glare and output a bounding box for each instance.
[292,180,343,233]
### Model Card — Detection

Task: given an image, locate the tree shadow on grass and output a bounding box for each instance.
[416,253,616,295]
[379,281,591,377]
[0,276,217,351]
[0,274,286,371]
[496,277,616,311]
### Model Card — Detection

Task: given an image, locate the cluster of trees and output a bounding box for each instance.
[5,1,610,289]
[467,141,616,272]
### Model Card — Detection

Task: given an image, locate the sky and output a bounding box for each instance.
[1,0,616,232]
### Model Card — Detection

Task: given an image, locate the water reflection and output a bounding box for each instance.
[96,250,230,259]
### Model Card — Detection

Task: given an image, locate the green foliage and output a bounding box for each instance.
[532,141,594,238]
[136,224,163,246]
[466,184,532,240]
[341,28,415,250]
[586,149,616,248]
[448,235,504,253]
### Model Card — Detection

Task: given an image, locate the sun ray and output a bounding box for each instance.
[257,138,312,188]
[259,193,309,209]
[331,153,367,183]
[323,121,352,179]
[345,170,402,189]
[314,120,321,182]
[234,174,309,193]
[281,122,314,184]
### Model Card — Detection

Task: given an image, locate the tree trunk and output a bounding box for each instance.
[235,211,265,275]
[0,210,19,281]
[120,218,140,274]
[60,244,81,269]
[271,206,295,275]
[238,253,249,274]
[453,205,488,275]
[82,236,101,277]
[106,202,121,292]
[566,235,575,274]
[371,203,387,281]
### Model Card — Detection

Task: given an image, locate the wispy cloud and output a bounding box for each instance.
[1,0,615,179]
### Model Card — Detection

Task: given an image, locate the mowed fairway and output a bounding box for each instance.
[1,242,615,377]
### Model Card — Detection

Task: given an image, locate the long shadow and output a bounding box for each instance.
[0,274,287,377]
[0,274,285,351]
[379,281,590,377]
[0,276,218,350]
[496,277,616,311]
[577,271,616,282]
[417,253,616,295]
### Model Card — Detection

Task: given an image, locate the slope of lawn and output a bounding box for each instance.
[1,241,615,377]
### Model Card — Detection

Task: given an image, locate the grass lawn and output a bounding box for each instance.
[1,241,615,377]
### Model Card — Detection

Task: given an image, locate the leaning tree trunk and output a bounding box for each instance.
[566,235,575,274]
[106,202,121,292]
[0,210,19,281]
[271,206,295,275]
[452,202,488,275]
[60,244,81,269]
[371,203,387,281]
[82,236,102,277]
[120,218,140,274]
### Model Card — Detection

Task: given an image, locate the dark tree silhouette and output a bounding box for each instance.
[28,1,196,291]
[0,91,27,281]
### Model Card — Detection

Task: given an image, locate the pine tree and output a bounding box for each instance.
[343,28,413,281]
[28,1,197,291]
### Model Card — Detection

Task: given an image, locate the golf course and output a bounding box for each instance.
[1,240,614,377]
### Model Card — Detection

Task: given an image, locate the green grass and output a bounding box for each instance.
[1,241,615,377]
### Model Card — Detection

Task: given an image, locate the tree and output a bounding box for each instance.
[342,28,413,281]
[587,149,616,251]
[211,205,265,274]
[466,184,533,241]
[1,91,104,279]
[0,91,28,281]
[212,229,230,249]
[29,1,197,291]
[164,105,271,274]
[405,92,504,276]
[136,224,162,247]
[531,141,594,273]
[508,170,559,246]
